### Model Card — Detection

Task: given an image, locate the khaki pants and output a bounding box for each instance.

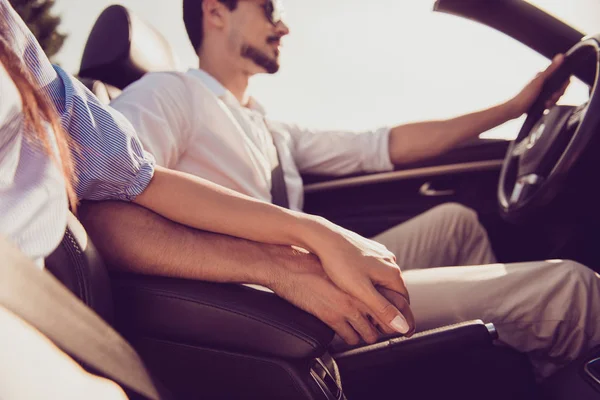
[372,203,600,379]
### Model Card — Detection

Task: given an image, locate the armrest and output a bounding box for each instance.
[331,320,498,362]
[332,320,537,400]
[333,320,497,364]
[110,274,335,360]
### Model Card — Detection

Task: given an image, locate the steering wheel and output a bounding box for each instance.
[498,36,600,222]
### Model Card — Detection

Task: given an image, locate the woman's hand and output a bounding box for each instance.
[303,219,415,335]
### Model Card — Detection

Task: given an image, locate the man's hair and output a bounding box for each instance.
[183,0,239,52]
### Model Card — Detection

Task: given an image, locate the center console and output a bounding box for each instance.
[542,346,600,399]
[111,273,538,400]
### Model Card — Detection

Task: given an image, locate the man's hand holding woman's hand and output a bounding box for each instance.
[270,216,415,345]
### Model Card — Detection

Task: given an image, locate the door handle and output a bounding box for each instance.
[419,182,456,197]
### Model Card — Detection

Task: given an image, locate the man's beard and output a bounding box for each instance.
[241,38,280,74]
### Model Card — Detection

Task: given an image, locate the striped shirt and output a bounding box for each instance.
[0,0,155,265]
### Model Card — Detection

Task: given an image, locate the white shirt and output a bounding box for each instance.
[0,62,67,267]
[112,68,393,210]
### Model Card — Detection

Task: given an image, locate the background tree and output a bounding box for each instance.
[9,0,67,59]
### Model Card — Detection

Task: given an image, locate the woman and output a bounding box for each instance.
[0,33,131,399]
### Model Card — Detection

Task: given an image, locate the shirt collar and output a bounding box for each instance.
[187,68,228,98]
[187,68,267,116]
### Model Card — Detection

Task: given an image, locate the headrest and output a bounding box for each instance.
[79,5,176,90]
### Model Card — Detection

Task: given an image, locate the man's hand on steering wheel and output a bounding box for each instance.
[498,36,600,220]
[507,54,570,119]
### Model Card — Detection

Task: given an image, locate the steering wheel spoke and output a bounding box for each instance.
[566,103,588,131]
[509,174,544,206]
[498,36,599,221]
[511,138,529,158]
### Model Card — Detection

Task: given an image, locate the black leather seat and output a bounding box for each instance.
[78,4,177,105]
[56,5,539,399]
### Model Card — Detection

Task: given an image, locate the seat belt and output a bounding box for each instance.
[271,145,290,209]
[0,238,166,400]
[268,126,290,209]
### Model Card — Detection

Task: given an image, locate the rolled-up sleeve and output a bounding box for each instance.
[50,66,155,201]
[0,0,155,201]
[277,122,394,176]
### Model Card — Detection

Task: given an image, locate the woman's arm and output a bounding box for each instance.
[135,167,414,334]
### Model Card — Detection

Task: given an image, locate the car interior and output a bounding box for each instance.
[42,0,600,398]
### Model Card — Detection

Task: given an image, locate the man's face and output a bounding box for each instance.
[226,0,289,74]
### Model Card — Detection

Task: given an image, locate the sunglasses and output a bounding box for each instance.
[241,0,285,26]
[263,0,285,25]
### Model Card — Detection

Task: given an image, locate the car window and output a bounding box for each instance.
[53,1,595,142]
[248,1,594,141]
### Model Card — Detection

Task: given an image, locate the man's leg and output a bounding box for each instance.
[372,203,497,270]
[404,260,600,379]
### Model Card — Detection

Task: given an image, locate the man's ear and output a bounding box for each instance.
[202,0,228,30]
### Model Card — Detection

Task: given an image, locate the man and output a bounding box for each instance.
[101,0,600,379]
[111,0,568,271]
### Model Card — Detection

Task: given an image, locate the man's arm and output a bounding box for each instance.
[286,55,568,175]
[80,200,295,286]
[388,102,515,165]
[388,55,568,165]
[78,201,414,345]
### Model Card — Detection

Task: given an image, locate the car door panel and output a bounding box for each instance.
[303,138,508,238]
[304,162,501,239]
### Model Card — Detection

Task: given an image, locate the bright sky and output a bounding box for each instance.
[53,0,599,137]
